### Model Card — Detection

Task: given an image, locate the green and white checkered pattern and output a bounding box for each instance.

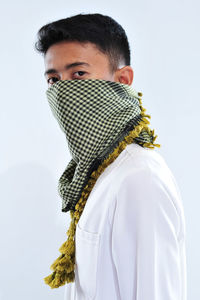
[46,79,153,212]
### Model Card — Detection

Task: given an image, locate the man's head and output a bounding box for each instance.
[34,13,134,87]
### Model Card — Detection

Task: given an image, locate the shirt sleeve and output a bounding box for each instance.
[110,167,182,300]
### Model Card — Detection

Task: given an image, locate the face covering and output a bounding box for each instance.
[43,78,161,288]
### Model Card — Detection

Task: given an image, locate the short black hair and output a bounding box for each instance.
[34,13,131,73]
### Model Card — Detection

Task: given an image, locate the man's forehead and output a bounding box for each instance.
[44,41,104,67]
[45,40,101,58]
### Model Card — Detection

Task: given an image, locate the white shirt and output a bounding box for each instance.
[64,143,187,300]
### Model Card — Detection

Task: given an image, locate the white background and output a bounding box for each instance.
[0,0,199,299]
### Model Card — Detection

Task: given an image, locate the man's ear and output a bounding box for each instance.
[114,66,134,85]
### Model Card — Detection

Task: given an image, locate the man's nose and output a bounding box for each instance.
[60,72,70,81]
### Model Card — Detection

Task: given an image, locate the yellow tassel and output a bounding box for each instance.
[43,96,161,288]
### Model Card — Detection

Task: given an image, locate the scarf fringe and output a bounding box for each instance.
[43,93,161,288]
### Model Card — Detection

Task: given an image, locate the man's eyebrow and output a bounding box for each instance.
[44,62,90,76]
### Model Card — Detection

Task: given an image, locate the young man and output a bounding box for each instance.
[35,13,187,300]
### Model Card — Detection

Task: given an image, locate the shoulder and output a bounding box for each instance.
[109,143,183,234]
[113,143,172,190]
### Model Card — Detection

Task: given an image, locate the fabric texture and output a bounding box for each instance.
[64,143,187,300]
[43,79,161,288]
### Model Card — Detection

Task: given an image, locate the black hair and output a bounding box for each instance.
[34,13,131,73]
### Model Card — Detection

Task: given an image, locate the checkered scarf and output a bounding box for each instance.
[44,79,161,289]
[46,79,158,212]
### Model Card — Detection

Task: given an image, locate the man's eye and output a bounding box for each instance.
[47,77,59,84]
[74,71,86,77]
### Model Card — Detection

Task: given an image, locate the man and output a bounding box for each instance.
[35,13,187,299]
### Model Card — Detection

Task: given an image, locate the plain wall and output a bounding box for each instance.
[0,0,199,299]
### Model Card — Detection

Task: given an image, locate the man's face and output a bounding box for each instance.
[44,41,117,87]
